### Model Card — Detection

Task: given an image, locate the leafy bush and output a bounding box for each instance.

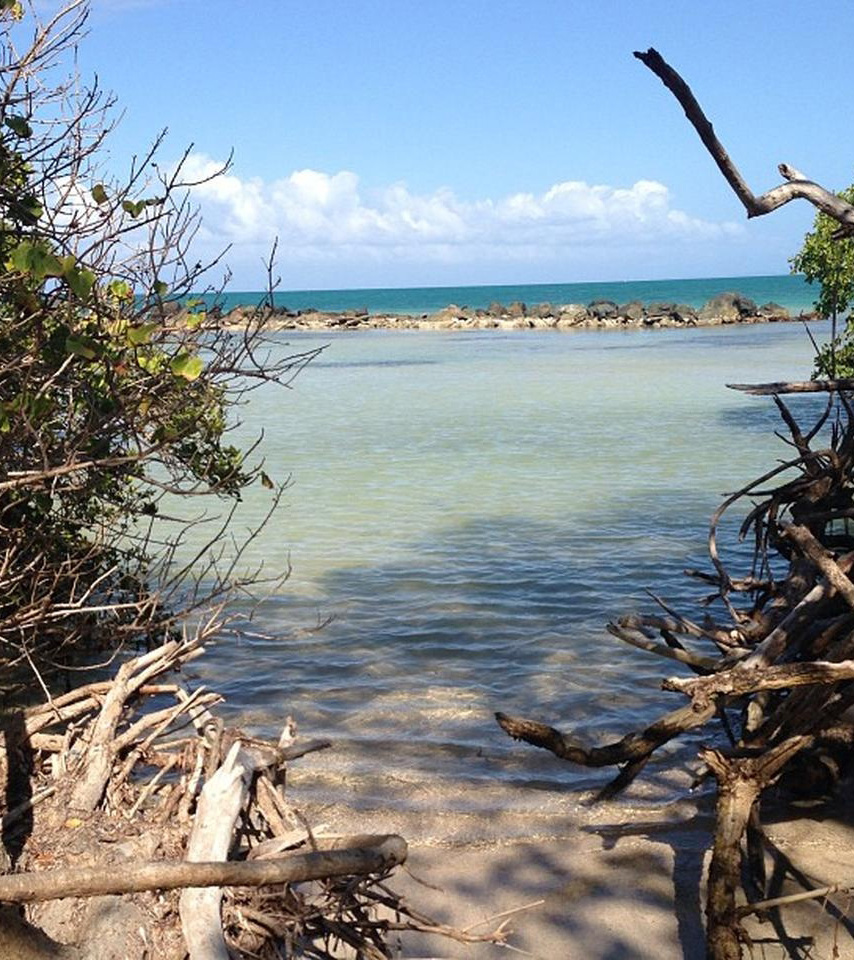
[790,184,854,378]
[0,2,314,680]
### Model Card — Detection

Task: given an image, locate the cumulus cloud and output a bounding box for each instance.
[179,153,744,284]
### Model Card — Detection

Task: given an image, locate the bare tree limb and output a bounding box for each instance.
[634,48,854,232]
[728,380,854,395]
[0,836,408,905]
[496,701,714,768]
[664,660,854,707]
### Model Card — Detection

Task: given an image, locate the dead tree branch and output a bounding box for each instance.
[633,48,854,233]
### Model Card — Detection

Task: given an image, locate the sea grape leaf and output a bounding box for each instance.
[66,267,95,300]
[170,352,203,381]
[127,322,159,346]
[5,115,32,138]
[108,279,133,301]
[121,199,146,218]
[91,184,109,205]
[65,335,99,360]
[7,241,63,279]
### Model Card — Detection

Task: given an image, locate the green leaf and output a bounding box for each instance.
[151,280,168,298]
[170,352,204,381]
[65,335,99,360]
[137,351,165,375]
[91,184,109,205]
[127,322,159,346]
[108,279,133,301]
[259,470,274,490]
[0,1,23,20]
[121,199,146,218]
[7,241,35,273]
[40,253,65,277]
[7,241,62,279]
[5,115,32,138]
[66,268,95,301]
[184,311,206,330]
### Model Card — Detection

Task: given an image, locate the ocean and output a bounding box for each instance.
[185,275,831,842]
[208,273,817,317]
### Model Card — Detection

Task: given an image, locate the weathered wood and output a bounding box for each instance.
[496,701,715,767]
[68,639,203,812]
[0,836,408,904]
[703,753,761,960]
[634,48,854,233]
[664,659,854,708]
[728,379,854,395]
[180,740,266,960]
[743,574,842,669]
[703,740,809,959]
[780,526,854,608]
[607,622,718,672]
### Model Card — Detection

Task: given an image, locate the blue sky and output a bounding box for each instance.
[71,0,854,290]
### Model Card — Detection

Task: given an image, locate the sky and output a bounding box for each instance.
[50,0,854,290]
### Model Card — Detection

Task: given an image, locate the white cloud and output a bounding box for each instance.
[178,153,745,285]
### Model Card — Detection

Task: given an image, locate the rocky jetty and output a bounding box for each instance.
[212,292,811,333]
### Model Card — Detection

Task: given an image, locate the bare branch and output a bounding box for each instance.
[635,48,854,232]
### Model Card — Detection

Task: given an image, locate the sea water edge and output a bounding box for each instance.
[186,288,832,842]
[205,273,817,317]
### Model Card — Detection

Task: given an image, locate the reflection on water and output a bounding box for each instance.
[184,321,829,832]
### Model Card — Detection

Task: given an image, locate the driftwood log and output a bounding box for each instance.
[0,634,505,958]
[499,50,854,960]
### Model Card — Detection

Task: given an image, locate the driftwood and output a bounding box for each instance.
[633,48,854,234]
[0,635,504,958]
[499,392,854,957]
[0,837,408,904]
[729,379,854,395]
[498,49,854,958]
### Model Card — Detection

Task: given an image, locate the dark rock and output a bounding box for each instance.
[588,299,618,320]
[647,301,677,317]
[487,301,505,317]
[506,301,527,318]
[758,302,791,320]
[672,304,698,324]
[698,293,741,323]
[734,295,758,316]
[619,300,645,322]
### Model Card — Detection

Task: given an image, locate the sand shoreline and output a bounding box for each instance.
[293,782,853,958]
[392,802,853,959]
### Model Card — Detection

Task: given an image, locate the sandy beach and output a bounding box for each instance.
[390,801,854,959]
[299,785,854,959]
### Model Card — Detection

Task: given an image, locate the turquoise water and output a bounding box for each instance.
[187,314,831,836]
[206,273,816,317]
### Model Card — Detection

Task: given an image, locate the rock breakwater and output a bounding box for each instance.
[208,291,812,333]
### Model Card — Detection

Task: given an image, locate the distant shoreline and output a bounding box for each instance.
[200,290,817,333]
[195,274,817,318]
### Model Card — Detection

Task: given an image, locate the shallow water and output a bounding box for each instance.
[184,320,831,836]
